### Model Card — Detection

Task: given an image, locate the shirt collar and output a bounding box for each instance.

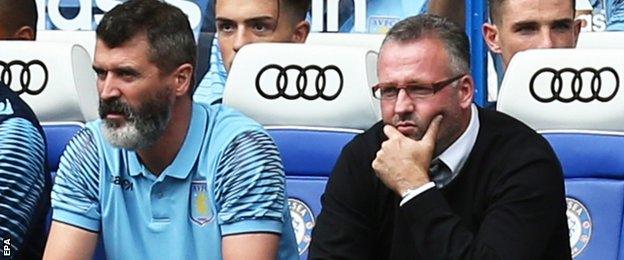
[436,104,480,180]
[128,103,207,179]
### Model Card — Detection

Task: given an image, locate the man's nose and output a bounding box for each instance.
[535,30,555,49]
[232,28,254,53]
[98,75,120,100]
[394,89,415,114]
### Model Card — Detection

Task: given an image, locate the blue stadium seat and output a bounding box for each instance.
[497,49,624,259]
[42,123,83,236]
[195,32,215,81]
[223,43,380,259]
[544,134,624,259]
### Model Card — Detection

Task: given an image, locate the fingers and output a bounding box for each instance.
[383,124,402,139]
[422,115,443,144]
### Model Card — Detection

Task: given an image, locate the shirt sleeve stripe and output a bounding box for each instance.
[214,130,286,225]
[51,128,101,231]
[0,118,45,251]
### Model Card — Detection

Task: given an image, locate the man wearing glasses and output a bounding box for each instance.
[309,14,570,259]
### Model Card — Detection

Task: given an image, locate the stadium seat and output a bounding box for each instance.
[224,43,380,258]
[306,32,384,51]
[0,41,101,257]
[577,31,624,49]
[497,48,624,259]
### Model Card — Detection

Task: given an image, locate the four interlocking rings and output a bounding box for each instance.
[255,64,344,101]
[529,67,619,103]
[0,60,48,95]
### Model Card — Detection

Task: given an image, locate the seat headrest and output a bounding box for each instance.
[577,31,624,49]
[0,41,98,122]
[223,43,380,130]
[37,30,97,60]
[305,32,385,52]
[497,49,624,133]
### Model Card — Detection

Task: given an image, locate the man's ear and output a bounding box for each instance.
[291,20,310,43]
[572,18,582,47]
[172,63,194,97]
[482,23,502,54]
[457,75,474,109]
[13,26,35,40]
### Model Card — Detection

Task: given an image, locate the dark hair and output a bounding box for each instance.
[282,0,311,22]
[213,0,310,22]
[0,0,38,38]
[489,0,576,25]
[97,0,196,92]
[382,14,470,75]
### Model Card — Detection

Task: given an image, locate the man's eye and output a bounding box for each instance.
[516,26,537,34]
[408,87,433,95]
[95,70,106,80]
[553,23,571,31]
[252,23,268,32]
[381,87,399,95]
[217,23,235,33]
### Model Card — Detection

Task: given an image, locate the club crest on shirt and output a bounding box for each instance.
[566,197,592,257]
[367,16,401,34]
[288,198,315,255]
[190,180,214,226]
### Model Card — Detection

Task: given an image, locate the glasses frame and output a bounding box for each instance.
[371,74,466,100]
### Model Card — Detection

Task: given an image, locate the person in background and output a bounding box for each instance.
[0,0,38,40]
[193,0,311,105]
[0,1,51,259]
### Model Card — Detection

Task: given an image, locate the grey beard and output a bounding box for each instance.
[101,104,172,150]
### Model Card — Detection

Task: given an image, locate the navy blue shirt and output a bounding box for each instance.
[0,83,50,259]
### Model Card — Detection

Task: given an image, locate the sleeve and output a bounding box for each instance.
[0,118,46,253]
[308,143,379,260]
[51,128,101,232]
[398,137,568,259]
[193,37,228,105]
[607,0,624,31]
[214,130,287,236]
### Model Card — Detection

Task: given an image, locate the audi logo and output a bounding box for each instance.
[255,64,343,101]
[529,67,619,103]
[0,60,48,96]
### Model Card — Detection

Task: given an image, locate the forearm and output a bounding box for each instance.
[428,0,466,28]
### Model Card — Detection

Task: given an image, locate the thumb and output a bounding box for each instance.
[383,124,403,139]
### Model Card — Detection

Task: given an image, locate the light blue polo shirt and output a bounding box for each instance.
[51,103,298,259]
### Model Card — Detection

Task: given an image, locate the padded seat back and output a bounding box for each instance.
[498,49,624,259]
[224,43,379,258]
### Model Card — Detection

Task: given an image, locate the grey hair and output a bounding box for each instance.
[381,14,470,75]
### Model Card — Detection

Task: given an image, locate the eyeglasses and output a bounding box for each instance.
[371,74,465,100]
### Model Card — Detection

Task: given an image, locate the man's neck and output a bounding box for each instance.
[137,99,192,176]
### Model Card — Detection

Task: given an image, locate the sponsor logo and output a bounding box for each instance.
[289,198,315,255]
[0,60,48,96]
[567,197,592,257]
[529,67,619,103]
[255,64,343,101]
[190,181,214,226]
